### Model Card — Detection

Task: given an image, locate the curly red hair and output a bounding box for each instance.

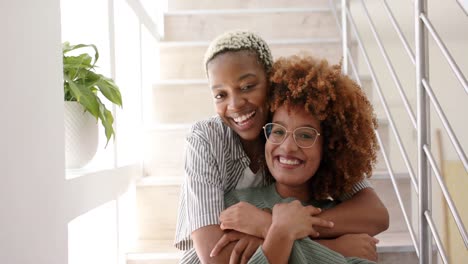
[269,55,378,200]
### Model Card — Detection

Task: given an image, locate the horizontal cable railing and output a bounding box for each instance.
[424,210,449,264]
[376,130,420,257]
[359,0,417,129]
[126,0,163,41]
[346,3,419,194]
[420,13,468,94]
[327,1,364,86]
[382,0,415,65]
[421,79,468,172]
[333,0,467,262]
[345,1,421,254]
[330,0,422,255]
[424,145,468,248]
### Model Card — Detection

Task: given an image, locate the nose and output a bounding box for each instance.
[227,94,245,111]
[280,132,299,152]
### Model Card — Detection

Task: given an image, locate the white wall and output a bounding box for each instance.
[0,0,68,263]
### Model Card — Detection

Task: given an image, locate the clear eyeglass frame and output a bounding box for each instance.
[263,122,321,149]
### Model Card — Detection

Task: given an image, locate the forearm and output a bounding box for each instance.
[261,224,294,264]
[315,188,389,238]
[192,225,236,264]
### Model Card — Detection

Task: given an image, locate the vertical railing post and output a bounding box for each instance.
[341,0,350,74]
[416,0,431,263]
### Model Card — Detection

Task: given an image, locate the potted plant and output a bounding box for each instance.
[63,42,122,169]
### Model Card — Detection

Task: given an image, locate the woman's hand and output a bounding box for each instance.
[259,200,334,264]
[271,200,334,240]
[210,230,263,264]
[318,233,379,262]
[220,201,272,238]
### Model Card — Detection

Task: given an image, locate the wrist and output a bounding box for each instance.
[316,238,339,252]
[268,223,294,242]
[261,208,272,238]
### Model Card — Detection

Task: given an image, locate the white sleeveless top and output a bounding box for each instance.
[235,166,264,189]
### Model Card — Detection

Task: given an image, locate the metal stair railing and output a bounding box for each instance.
[329,0,468,263]
[329,1,421,256]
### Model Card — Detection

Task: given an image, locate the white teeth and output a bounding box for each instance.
[233,111,255,123]
[279,157,300,165]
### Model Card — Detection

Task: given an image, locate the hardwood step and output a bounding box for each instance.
[168,0,329,11]
[136,182,181,241]
[158,39,350,80]
[143,117,389,178]
[151,80,214,124]
[127,231,418,264]
[150,74,372,125]
[135,170,412,241]
[163,9,339,41]
[143,125,190,178]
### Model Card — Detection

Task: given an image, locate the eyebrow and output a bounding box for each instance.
[211,73,258,90]
[274,121,320,131]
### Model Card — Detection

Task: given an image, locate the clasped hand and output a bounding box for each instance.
[271,200,334,240]
[212,200,334,262]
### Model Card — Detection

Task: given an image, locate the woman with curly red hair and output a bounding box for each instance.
[212,55,382,263]
[268,55,378,200]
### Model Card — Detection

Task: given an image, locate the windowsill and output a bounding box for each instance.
[66,164,115,180]
[66,162,142,180]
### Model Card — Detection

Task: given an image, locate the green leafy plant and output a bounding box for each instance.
[63,42,122,146]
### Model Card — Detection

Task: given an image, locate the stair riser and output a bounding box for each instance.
[128,260,178,264]
[375,120,389,172]
[151,83,215,124]
[136,185,181,241]
[369,177,412,234]
[164,11,339,41]
[150,79,372,125]
[169,0,329,11]
[128,252,419,264]
[378,251,418,264]
[136,177,407,241]
[143,128,189,178]
[159,42,348,80]
[144,116,386,176]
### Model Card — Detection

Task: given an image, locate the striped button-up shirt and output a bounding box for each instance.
[174,116,371,251]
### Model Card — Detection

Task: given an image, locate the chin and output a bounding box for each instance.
[236,126,263,141]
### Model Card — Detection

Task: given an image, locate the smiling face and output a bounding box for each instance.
[265,105,323,200]
[207,51,269,142]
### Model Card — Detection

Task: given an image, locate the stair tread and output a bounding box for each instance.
[158,38,344,47]
[128,240,179,254]
[169,0,330,11]
[137,176,184,186]
[127,231,415,257]
[376,232,416,252]
[166,7,332,15]
[139,171,408,187]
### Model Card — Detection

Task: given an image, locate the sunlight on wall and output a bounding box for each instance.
[113,0,142,167]
[118,184,138,264]
[67,184,137,264]
[68,200,118,264]
[141,25,160,127]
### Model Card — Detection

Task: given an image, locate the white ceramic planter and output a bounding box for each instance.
[64,101,98,169]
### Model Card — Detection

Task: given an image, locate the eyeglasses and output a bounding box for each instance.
[263,123,321,149]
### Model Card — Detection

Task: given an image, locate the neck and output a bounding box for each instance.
[241,138,264,173]
[274,182,310,203]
